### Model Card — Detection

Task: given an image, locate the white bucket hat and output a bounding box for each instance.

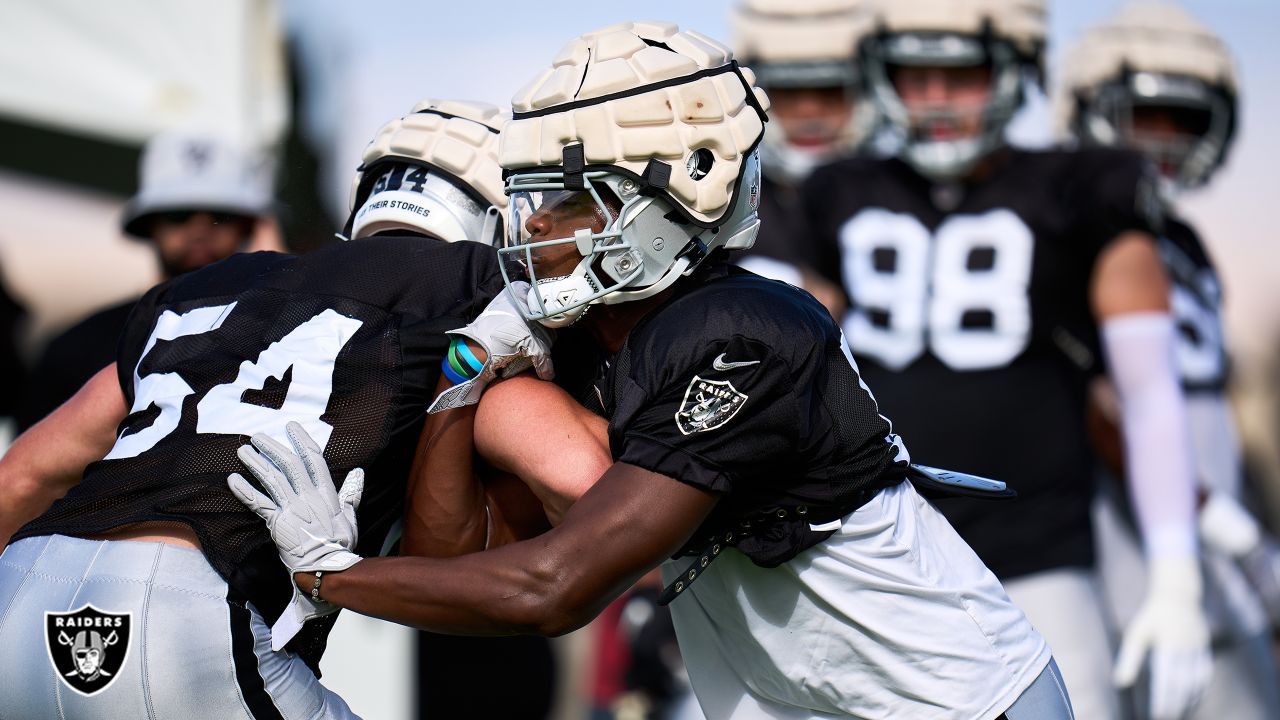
[122,130,275,239]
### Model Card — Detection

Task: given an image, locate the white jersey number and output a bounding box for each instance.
[106,305,363,460]
[1161,241,1226,387]
[839,207,1034,371]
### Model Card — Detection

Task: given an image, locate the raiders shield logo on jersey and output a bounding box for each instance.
[675,375,748,435]
[45,605,132,696]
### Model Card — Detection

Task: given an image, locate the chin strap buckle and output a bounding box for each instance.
[563,143,586,190]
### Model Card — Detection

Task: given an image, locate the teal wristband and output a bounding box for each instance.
[452,338,486,374]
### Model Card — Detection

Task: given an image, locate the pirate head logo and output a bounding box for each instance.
[45,605,131,696]
[675,375,748,435]
[185,141,212,173]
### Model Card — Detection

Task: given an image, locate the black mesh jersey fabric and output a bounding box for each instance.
[732,172,822,271]
[804,147,1162,579]
[17,236,504,667]
[594,263,910,566]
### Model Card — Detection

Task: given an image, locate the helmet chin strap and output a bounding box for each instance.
[603,256,691,305]
[528,252,692,328]
[528,258,599,328]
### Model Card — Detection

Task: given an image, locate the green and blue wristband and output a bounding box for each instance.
[442,336,485,385]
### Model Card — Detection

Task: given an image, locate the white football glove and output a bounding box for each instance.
[1113,555,1212,720]
[1198,490,1262,558]
[428,281,554,413]
[228,421,365,649]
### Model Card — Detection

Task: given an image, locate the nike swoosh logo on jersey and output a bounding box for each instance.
[712,353,760,371]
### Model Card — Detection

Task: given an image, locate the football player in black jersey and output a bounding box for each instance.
[1059,4,1280,718]
[0,100,575,719]
[237,23,1075,720]
[801,1,1212,718]
[727,0,873,318]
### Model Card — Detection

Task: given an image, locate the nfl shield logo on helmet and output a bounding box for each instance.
[675,375,748,435]
[45,605,132,696]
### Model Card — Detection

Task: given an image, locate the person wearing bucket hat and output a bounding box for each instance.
[18,131,278,431]
[120,130,277,277]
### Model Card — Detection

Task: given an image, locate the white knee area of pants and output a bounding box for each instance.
[1003,568,1121,720]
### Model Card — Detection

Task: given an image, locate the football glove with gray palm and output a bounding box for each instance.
[228,421,364,649]
[428,281,554,413]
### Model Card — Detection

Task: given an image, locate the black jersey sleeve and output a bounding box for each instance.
[1068,148,1164,256]
[612,333,799,494]
[798,160,854,290]
[607,270,909,521]
[115,279,174,405]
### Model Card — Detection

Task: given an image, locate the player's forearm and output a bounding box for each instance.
[312,538,595,637]
[306,462,708,637]
[1,364,125,541]
[474,375,611,525]
[401,404,487,557]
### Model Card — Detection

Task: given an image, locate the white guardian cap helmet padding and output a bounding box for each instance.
[345,99,508,243]
[861,0,1046,181]
[499,21,770,327]
[1056,1,1237,194]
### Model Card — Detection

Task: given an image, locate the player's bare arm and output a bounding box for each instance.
[234,430,716,636]
[473,375,610,526]
[1090,230,1172,317]
[401,374,489,557]
[0,363,125,545]
[401,372,596,556]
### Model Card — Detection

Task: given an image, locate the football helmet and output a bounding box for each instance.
[499,21,770,327]
[860,0,1046,181]
[344,99,508,243]
[732,0,877,180]
[1057,2,1236,195]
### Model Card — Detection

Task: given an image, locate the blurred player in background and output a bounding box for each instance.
[18,131,279,431]
[0,101,544,719]
[1059,3,1280,717]
[0,264,27,430]
[804,1,1212,717]
[729,0,873,318]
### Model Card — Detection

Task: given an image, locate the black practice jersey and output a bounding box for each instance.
[1161,216,1228,393]
[0,275,26,418]
[805,148,1160,579]
[19,298,136,431]
[585,262,911,567]
[17,236,504,665]
[735,173,821,271]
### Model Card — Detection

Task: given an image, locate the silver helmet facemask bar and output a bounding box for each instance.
[1074,71,1235,194]
[864,28,1033,181]
[499,152,759,328]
